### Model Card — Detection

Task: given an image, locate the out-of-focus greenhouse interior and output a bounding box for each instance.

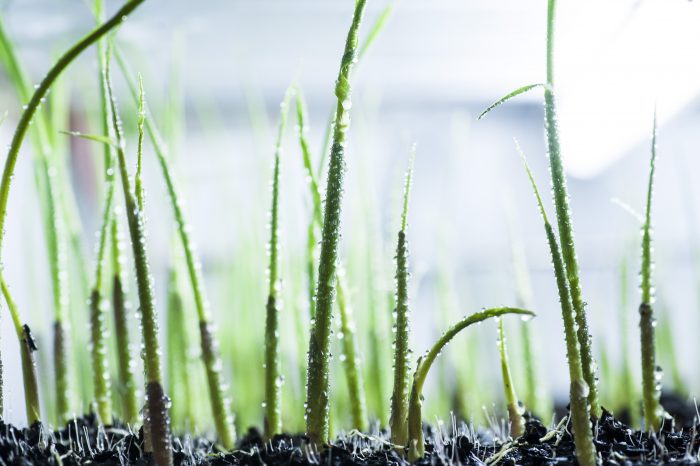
[1,0,700,433]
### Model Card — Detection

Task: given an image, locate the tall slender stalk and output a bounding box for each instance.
[498,319,524,438]
[264,87,293,437]
[519,151,597,466]
[544,0,600,418]
[110,210,139,424]
[406,308,534,461]
[640,113,662,431]
[305,0,368,444]
[0,277,41,424]
[105,57,172,466]
[87,0,115,425]
[114,50,235,449]
[390,149,414,447]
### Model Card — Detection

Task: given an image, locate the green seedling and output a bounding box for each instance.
[639,113,662,431]
[480,0,600,419]
[390,148,415,447]
[114,49,236,449]
[264,86,293,437]
[304,0,368,445]
[104,56,173,466]
[498,319,525,439]
[519,150,597,466]
[406,308,534,461]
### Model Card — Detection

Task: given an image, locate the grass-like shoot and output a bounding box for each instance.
[542,0,600,418]
[264,86,293,437]
[390,148,415,447]
[639,113,662,431]
[114,49,236,449]
[105,57,173,466]
[518,149,597,466]
[497,318,525,439]
[406,308,534,461]
[304,0,368,444]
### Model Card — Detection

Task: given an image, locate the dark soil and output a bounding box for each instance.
[1,395,698,465]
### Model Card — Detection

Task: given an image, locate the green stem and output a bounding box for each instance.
[106,56,172,466]
[264,87,293,438]
[114,49,235,449]
[544,0,600,419]
[89,1,115,424]
[640,113,661,431]
[520,153,597,466]
[390,151,414,446]
[305,0,368,445]
[407,308,534,461]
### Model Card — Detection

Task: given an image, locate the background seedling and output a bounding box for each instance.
[497,318,524,439]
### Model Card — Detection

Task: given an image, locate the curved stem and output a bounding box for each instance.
[407,308,534,461]
[498,319,524,439]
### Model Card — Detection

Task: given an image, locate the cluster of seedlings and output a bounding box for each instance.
[0,0,694,465]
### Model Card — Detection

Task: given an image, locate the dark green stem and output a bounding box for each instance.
[640,113,661,431]
[305,0,368,445]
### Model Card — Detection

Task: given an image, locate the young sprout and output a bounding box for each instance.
[0,277,41,424]
[105,58,172,466]
[519,149,597,466]
[114,50,236,449]
[295,86,368,433]
[542,0,600,418]
[86,0,116,424]
[264,86,293,437]
[390,148,415,447]
[481,0,601,420]
[639,113,662,431]
[407,308,534,461]
[305,0,368,444]
[497,319,525,439]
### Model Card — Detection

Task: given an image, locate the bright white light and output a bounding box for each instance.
[555,0,700,178]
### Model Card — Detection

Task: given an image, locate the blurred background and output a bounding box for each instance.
[0,0,699,434]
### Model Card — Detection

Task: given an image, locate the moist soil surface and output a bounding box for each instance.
[1,394,698,466]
